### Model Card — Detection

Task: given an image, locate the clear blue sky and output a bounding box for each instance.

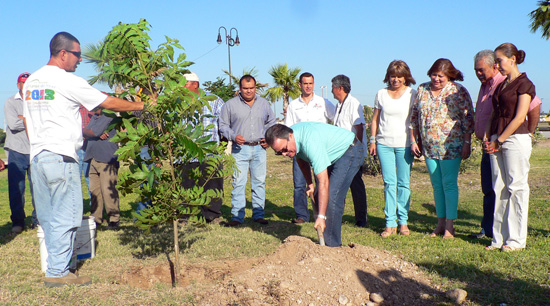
[1,0,548,127]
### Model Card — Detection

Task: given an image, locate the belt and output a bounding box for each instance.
[242,141,261,146]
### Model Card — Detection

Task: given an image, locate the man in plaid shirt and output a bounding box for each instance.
[181,72,225,223]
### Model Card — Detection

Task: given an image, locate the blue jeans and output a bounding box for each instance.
[377,144,413,227]
[292,157,310,221]
[231,143,266,223]
[135,146,153,214]
[324,143,364,247]
[7,150,37,227]
[425,157,462,220]
[480,152,495,237]
[31,151,82,277]
[77,148,90,199]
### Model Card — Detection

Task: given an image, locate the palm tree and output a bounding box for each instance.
[223,67,268,96]
[263,64,301,120]
[530,1,550,40]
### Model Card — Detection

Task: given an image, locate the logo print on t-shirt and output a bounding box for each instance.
[25,89,55,101]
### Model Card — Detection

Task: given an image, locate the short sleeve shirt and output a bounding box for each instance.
[292,122,354,175]
[491,73,535,136]
[23,65,107,160]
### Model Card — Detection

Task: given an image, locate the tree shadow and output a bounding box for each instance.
[419,261,550,305]
[356,268,445,305]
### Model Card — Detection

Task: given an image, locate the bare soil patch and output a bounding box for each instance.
[122,236,445,305]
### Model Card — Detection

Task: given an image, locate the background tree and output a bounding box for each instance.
[263,64,301,120]
[85,19,234,286]
[530,1,550,40]
[223,67,268,93]
[202,77,236,101]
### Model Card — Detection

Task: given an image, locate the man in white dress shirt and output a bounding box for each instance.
[331,74,368,227]
[285,72,335,223]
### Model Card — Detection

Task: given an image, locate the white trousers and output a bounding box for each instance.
[489,134,532,249]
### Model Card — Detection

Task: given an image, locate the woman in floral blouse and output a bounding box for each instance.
[410,58,474,239]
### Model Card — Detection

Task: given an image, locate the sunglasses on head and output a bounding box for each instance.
[20,73,30,78]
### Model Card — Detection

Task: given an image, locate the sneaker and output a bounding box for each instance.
[254,218,269,225]
[44,272,92,288]
[468,232,486,239]
[11,225,24,234]
[106,221,120,230]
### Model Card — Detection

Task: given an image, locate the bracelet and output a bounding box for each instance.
[370,140,376,144]
[317,214,327,220]
[411,140,417,144]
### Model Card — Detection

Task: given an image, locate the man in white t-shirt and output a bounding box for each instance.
[285,72,335,223]
[23,32,145,288]
[331,74,368,227]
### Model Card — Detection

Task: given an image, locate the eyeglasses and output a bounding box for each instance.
[274,140,289,156]
[65,50,81,58]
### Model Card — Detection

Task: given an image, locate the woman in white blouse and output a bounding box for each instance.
[369,60,416,237]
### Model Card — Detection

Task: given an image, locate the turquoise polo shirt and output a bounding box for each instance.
[292,122,355,175]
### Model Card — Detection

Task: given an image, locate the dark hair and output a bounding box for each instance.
[427,58,464,82]
[299,72,314,83]
[383,60,416,86]
[331,74,351,93]
[265,124,292,146]
[239,74,256,87]
[50,32,80,57]
[494,43,526,65]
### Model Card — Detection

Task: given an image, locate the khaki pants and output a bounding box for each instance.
[89,159,120,224]
[489,134,531,249]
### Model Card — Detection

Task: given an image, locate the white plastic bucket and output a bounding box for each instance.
[37,216,97,273]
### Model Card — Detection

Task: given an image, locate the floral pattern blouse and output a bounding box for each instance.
[410,81,474,160]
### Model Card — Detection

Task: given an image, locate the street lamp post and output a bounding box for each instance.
[217,26,240,85]
[320,85,327,99]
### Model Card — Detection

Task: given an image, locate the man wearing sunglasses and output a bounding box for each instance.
[23,32,146,288]
[265,122,364,247]
[4,72,38,234]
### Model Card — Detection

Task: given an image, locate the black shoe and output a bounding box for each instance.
[225,220,242,227]
[107,221,120,230]
[468,232,485,239]
[254,218,269,225]
[355,221,368,228]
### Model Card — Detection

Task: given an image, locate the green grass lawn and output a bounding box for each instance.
[0,140,549,305]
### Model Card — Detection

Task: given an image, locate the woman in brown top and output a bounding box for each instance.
[484,43,535,252]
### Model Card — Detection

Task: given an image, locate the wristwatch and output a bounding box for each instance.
[317,214,327,220]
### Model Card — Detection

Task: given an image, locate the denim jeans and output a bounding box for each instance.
[292,157,310,221]
[77,148,90,199]
[7,150,37,227]
[135,146,153,215]
[480,152,495,237]
[425,157,462,220]
[231,143,266,223]
[324,143,364,247]
[377,144,413,227]
[31,151,82,277]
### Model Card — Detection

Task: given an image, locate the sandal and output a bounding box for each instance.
[429,228,445,238]
[442,229,455,239]
[501,245,523,252]
[399,225,410,236]
[485,245,499,251]
[380,227,397,238]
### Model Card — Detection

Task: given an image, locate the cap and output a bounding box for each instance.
[18,72,31,83]
[184,72,199,82]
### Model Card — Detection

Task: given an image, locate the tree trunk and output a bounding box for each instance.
[282,95,289,121]
[173,219,180,287]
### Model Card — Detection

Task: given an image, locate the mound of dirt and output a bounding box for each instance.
[122,236,446,305]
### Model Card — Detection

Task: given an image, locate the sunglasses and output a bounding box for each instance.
[20,73,30,78]
[66,50,81,58]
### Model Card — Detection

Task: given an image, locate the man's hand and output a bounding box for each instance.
[314,218,326,233]
[235,135,245,145]
[306,183,314,198]
[100,132,109,140]
[260,138,268,149]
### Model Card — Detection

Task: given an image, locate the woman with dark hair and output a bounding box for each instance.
[410,58,474,239]
[484,43,535,252]
[369,60,416,237]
